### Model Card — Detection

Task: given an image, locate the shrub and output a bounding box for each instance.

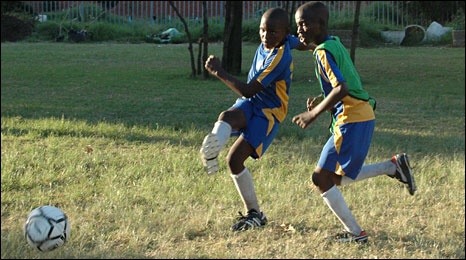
[1,14,34,42]
[433,31,453,46]
[447,9,465,30]
[242,20,260,43]
[88,22,118,41]
[34,21,60,40]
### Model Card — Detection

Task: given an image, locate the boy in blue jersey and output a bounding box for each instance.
[291,2,417,243]
[201,8,310,231]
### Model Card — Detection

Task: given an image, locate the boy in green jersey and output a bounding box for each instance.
[292,1,417,243]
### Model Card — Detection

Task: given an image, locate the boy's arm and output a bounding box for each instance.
[307,93,324,111]
[288,34,316,51]
[292,82,348,129]
[293,49,348,129]
[295,42,317,51]
[205,55,264,98]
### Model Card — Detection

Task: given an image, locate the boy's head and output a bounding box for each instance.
[295,1,329,45]
[260,8,290,50]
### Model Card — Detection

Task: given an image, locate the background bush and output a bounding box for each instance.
[15,4,464,46]
[34,21,60,40]
[28,18,393,46]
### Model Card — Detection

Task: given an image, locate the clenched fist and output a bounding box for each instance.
[205,55,222,76]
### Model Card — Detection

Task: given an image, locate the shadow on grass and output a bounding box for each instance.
[2,114,465,157]
[1,124,192,147]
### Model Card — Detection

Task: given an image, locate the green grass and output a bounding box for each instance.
[1,42,465,259]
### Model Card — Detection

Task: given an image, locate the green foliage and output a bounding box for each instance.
[432,30,453,46]
[169,34,187,44]
[241,20,260,43]
[328,17,355,30]
[447,9,465,30]
[172,20,225,44]
[362,1,401,24]
[34,21,60,40]
[1,1,24,15]
[88,22,118,41]
[17,5,460,47]
[408,1,464,25]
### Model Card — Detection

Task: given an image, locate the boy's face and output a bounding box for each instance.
[295,9,321,45]
[259,17,288,50]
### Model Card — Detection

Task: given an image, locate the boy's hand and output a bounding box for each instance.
[292,110,318,129]
[307,94,323,111]
[205,55,222,76]
[295,40,317,52]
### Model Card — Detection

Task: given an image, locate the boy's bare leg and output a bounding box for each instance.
[218,108,247,130]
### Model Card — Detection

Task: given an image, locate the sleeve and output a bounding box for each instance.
[315,49,345,88]
[287,34,300,50]
[253,46,289,88]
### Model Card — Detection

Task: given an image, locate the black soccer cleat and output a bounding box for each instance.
[325,230,368,243]
[389,153,417,195]
[231,209,267,231]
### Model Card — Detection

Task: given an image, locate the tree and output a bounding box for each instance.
[202,1,209,79]
[197,38,203,76]
[286,1,297,33]
[222,1,242,75]
[408,1,465,25]
[350,1,361,65]
[168,1,196,77]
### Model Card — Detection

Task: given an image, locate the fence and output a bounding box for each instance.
[22,1,463,30]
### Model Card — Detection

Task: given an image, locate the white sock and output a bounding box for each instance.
[231,167,260,213]
[212,121,232,148]
[340,160,396,186]
[321,185,362,235]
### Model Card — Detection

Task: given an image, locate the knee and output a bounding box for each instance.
[218,111,227,121]
[218,110,233,122]
[311,170,336,193]
[226,154,243,174]
[311,171,333,188]
[311,172,320,187]
[218,109,246,130]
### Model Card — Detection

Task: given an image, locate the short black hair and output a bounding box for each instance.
[296,1,329,26]
[262,8,290,31]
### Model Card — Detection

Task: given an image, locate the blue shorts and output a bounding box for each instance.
[231,98,280,159]
[318,120,375,179]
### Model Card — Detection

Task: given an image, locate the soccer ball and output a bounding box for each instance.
[23,205,70,251]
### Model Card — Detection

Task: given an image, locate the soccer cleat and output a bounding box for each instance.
[200,133,221,175]
[325,230,368,243]
[389,153,417,195]
[231,209,267,231]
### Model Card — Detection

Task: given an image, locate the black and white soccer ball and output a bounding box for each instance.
[23,206,70,252]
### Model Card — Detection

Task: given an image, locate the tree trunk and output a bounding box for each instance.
[197,38,203,75]
[222,1,242,75]
[289,1,296,30]
[168,1,196,77]
[202,1,209,79]
[350,1,361,65]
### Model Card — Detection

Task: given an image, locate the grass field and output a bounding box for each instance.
[1,42,465,259]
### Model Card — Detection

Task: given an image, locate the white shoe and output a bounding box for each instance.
[200,133,221,175]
